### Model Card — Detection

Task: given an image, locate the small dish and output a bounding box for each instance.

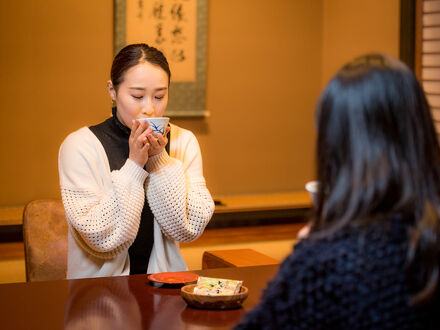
[181,284,248,310]
[147,272,199,286]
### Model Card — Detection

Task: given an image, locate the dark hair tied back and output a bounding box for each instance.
[111,43,171,89]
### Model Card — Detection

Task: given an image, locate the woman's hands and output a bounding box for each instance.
[148,126,171,156]
[129,121,171,168]
[129,120,152,168]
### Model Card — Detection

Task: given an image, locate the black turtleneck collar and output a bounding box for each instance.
[111,107,131,137]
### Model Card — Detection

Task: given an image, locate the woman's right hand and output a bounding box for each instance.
[129,120,152,168]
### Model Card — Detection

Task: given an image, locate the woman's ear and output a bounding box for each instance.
[106,80,116,101]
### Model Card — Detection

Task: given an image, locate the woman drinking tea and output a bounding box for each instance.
[58,43,214,279]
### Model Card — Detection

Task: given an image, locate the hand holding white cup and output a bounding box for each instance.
[305,180,319,206]
[136,117,170,157]
[136,117,170,136]
[298,180,320,240]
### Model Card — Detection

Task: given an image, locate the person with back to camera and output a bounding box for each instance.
[58,43,214,278]
[235,54,440,329]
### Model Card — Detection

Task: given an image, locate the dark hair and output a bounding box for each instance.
[110,43,171,89]
[312,54,440,304]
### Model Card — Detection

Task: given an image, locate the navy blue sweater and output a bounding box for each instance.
[235,218,439,329]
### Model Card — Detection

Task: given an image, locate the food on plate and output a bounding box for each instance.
[193,276,243,296]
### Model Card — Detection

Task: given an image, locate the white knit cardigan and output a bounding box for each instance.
[58,123,214,279]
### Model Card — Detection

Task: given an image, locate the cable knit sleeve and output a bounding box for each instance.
[145,128,214,242]
[58,128,148,259]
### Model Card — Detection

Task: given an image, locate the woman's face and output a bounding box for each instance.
[107,61,169,127]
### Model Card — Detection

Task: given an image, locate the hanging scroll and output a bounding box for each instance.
[114,0,208,117]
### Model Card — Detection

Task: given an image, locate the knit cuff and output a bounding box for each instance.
[121,159,149,183]
[146,150,172,173]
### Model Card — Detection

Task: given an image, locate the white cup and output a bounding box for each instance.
[137,117,170,136]
[305,180,319,206]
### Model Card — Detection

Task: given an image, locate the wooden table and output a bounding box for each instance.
[0,265,279,330]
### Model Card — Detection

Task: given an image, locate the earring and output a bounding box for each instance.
[111,99,116,107]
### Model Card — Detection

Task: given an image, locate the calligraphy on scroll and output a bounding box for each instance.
[126,0,197,82]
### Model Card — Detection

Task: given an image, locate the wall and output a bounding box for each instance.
[0,0,321,206]
[0,0,113,206]
[173,0,322,195]
[0,0,400,206]
[173,0,322,194]
[322,0,400,85]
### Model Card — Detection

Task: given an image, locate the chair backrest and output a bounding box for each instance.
[23,199,68,282]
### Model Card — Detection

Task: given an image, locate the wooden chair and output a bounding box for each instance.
[22,199,68,282]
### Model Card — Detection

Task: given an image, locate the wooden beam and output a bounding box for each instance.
[181,223,305,247]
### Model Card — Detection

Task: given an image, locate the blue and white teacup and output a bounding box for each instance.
[137,117,170,136]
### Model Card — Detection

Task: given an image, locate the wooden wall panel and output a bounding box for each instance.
[417,0,440,133]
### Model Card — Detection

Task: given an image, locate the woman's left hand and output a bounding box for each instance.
[148,126,171,156]
[297,224,310,239]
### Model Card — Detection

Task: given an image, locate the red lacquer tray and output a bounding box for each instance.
[147,271,199,285]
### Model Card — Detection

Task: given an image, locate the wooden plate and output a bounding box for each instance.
[181,284,248,310]
[147,272,199,285]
